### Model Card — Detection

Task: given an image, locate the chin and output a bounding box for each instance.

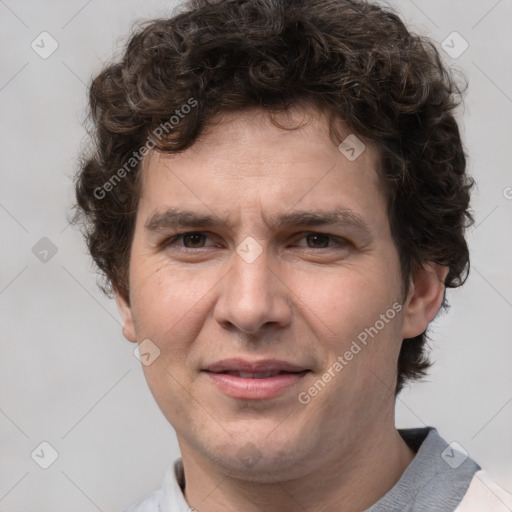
[201,432,315,482]
[214,452,307,482]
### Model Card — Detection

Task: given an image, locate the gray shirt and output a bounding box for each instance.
[122,427,481,511]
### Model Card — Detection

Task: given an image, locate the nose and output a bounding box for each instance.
[213,243,292,336]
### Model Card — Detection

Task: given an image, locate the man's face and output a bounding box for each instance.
[118,106,414,480]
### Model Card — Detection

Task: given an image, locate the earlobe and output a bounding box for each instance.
[401,262,450,339]
[114,289,137,343]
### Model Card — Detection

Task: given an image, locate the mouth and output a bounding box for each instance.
[203,359,311,400]
[205,358,310,374]
[214,370,308,379]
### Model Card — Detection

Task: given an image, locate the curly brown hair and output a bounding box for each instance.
[72,0,474,394]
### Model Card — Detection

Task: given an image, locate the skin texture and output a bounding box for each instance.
[116,105,449,512]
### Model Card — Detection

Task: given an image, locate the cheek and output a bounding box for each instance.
[130,262,208,406]
[131,257,212,337]
[299,264,400,341]
[301,275,403,414]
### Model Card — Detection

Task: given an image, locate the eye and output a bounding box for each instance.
[295,232,348,249]
[161,231,349,251]
[163,232,214,249]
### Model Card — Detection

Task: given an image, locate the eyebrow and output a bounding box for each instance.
[144,207,373,237]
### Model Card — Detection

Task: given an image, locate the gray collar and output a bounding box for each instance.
[366,427,480,512]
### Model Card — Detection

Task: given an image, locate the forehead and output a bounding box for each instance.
[163,105,371,168]
[136,105,386,229]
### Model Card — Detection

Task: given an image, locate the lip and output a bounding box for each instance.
[203,358,310,400]
[205,358,308,374]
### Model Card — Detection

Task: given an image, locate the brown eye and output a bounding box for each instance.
[181,233,207,248]
[163,232,212,249]
[305,233,332,248]
[294,232,348,249]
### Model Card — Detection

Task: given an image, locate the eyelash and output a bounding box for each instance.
[161,231,349,250]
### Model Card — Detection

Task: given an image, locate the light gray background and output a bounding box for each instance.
[0,0,511,510]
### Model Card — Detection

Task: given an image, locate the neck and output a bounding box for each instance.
[179,425,416,512]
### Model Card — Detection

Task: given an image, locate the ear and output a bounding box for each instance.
[114,289,137,343]
[401,262,450,339]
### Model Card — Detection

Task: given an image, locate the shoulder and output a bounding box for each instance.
[119,459,187,512]
[455,469,512,512]
[120,490,161,512]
